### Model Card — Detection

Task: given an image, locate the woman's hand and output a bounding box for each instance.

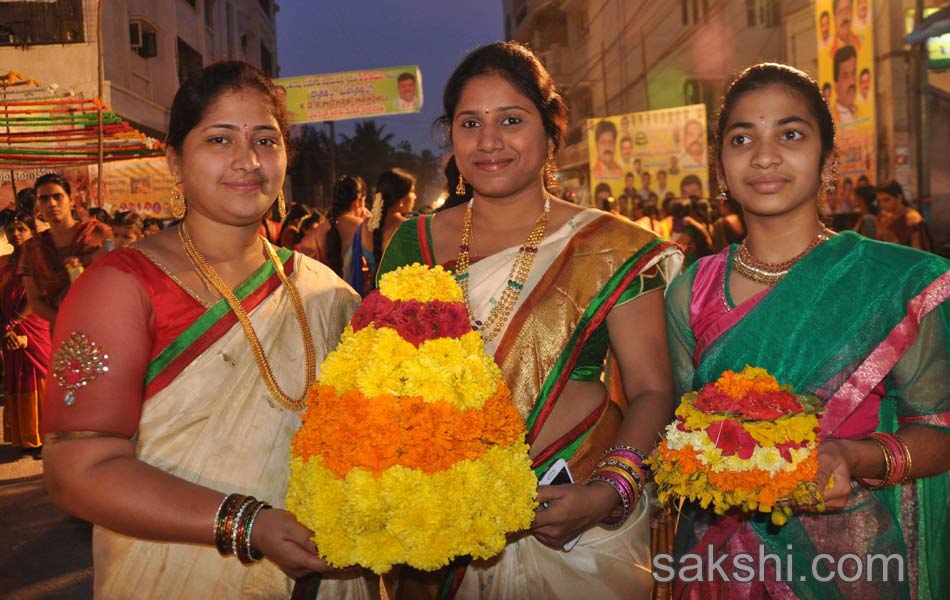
[813,439,854,511]
[249,508,337,579]
[530,482,618,548]
[4,329,25,350]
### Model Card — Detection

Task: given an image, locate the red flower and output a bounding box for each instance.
[694,388,742,413]
[739,391,802,420]
[705,420,757,459]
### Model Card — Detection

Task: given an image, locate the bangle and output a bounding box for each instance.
[872,432,910,485]
[588,471,633,525]
[230,497,257,558]
[894,434,912,482]
[856,435,892,490]
[214,494,246,555]
[597,457,645,490]
[238,502,271,564]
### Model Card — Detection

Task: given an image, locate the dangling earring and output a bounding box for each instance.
[455,174,467,196]
[170,189,186,220]
[277,190,287,221]
[820,154,839,212]
[543,152,559,194]
[717,189,728,211]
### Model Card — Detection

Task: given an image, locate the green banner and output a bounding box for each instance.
[274,65,423,124]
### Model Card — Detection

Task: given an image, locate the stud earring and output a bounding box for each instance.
[455,174,467,196]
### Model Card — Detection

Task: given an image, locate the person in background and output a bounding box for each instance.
[378,41,682,599]
[142,217,164,236]
[368,168,415,269]
[852,184,877,239]
[87,207,113,226]
[295,212,323,257]
[40,60,374,598]
[875,180,932,252]
[278,202,312,249]
[0,210,50,460]
[18,174,112,328]
[112,212,145,248]
[307,174,374,295]
[710,193,745,252]
[666,62,950,599]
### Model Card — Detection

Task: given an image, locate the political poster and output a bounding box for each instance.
[816,0,875,208]
[88,157,177,217]
[587,104,709,215]
[275,66,423,124]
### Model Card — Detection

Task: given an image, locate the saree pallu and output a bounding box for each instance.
[0,260,50,448]
[379,210,683,599]
[17,219,111,307]
[90,250,376,600]
[665,232,950,599]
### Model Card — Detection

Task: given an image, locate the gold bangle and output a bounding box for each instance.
[856,435,892,490]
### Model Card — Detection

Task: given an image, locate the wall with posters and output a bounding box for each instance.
[275,66,423,124]
[89,157,177,217]
[0,167,90,208]
[816,0,875,209]
[586,104,709,213]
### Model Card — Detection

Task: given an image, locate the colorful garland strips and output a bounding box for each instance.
[287,264,537,574]
[648,366,825,526]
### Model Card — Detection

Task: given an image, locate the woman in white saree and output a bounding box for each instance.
[42,62,376,599]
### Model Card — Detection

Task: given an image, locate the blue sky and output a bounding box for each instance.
[276,1,504,154]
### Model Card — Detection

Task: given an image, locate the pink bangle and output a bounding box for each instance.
[872,432,910,485]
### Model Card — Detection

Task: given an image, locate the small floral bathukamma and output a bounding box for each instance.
[648,366,826,526]
[287,263,537,574]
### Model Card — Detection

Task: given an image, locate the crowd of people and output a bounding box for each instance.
[0,40,946,600]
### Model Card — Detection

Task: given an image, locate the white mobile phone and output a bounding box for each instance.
[539,459,582,552]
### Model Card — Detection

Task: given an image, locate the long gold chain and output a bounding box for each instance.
[733,226,832,285]
[455,197,550,343]
[179,223,315,411]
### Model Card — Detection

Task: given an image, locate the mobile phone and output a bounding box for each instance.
[539,459,582,552]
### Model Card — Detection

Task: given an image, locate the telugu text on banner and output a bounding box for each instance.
[274,66,423,124]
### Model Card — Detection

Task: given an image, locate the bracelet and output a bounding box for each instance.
[238,502,271,564]
[856,435,892,490]
[588,471,633,525]
[893,434,912,483]
[872,432,911,485]
[214,494,246,555]
[597,457,645,490]
[230,497,257,558]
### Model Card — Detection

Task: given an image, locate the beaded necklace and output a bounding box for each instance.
[733,226,832,286]
[179,223,316,411]
[455,197,551,343]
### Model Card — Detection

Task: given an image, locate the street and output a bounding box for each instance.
[0,407,93,600]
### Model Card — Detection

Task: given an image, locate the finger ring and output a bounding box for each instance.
[540,501,550,510]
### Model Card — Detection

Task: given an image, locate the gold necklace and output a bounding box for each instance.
[455,197,550,343]
[179,223,316,411]
[733,226,831,285]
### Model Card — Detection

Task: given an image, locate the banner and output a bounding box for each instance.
[586,104,709,214]
[274,66,423,124]
[89,157,177,217]
[0,166,89,208]
[816,0,875,206]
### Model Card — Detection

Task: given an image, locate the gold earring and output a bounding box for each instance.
[278,190,287,221]
[170,189,186,220]
[543,154,559,194]
[455,174,467,196]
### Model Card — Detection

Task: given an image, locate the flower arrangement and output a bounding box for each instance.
[648,366,825,526]
[287,264,537,574]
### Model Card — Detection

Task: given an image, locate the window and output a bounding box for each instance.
[0,0,84,45]
[205,0,215,29]
[130,19,158,58]
[177,37,203,84]
[260,43,273,76]
[746,0,780,28]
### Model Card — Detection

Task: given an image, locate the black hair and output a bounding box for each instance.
[143,216,165,232]
[34,173,71,196]
[878,180,909,206]
[716,63,836,180]
[860,68,870,78]
[113,211,144,233]
[620,135,633,147]
[833,46,857,82]
[88,207,112,225]
[438,42,567,194]
[595,120,617,141]
[372,168,415,265]
[854,185,878,215]
[15,188,35,215]
[279,202,312,240]
[439,155,470,212]
[397,72,415,83]
[679,174,703,197]
[821,10,830,19]
[166,61,292,162]
[325,175,365,276]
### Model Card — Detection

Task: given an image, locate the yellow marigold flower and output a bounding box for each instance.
[378,263,463,303]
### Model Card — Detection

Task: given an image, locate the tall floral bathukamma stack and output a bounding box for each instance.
[287,264,537,574]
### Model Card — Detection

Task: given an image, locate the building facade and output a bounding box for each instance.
[0,0,278,138]
[504,0,948,240]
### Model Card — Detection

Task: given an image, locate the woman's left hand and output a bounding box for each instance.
[813,439,854,511]
[530,482,618,548]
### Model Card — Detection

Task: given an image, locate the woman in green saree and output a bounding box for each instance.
[378,42,683,599]
[666,63,950,599]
